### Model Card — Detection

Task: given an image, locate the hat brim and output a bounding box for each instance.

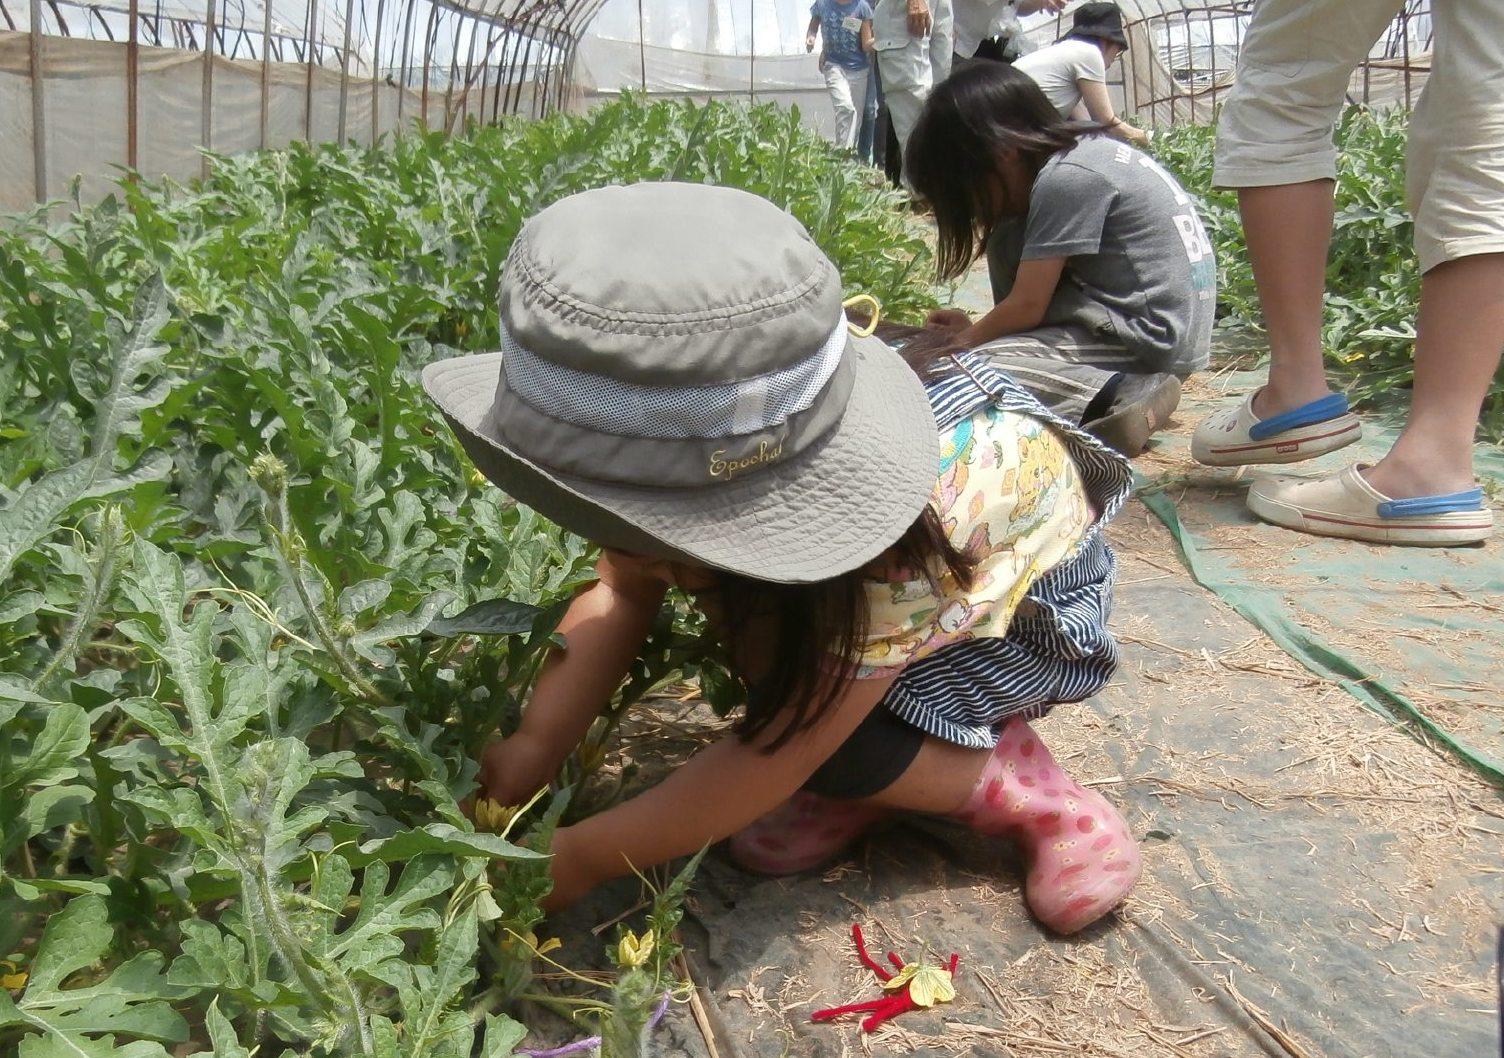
[421,334,940,585]
[1064,28,1129,49]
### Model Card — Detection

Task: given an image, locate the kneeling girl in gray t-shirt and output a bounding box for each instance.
[902,61,1215,452]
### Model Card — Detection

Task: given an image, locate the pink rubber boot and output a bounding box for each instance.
[726,792,890,875]
[956,719,1142,934]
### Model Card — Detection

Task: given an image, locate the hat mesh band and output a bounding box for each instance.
[500,318,848,440]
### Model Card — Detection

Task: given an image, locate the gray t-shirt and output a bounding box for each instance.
[986,135,1216,375]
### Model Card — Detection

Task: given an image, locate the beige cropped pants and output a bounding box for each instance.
[1213,0,1504,273]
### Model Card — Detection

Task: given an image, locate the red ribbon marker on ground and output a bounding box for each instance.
[810,923,960,1034]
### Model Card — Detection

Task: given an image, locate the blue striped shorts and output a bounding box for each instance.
[871,353,1130,750]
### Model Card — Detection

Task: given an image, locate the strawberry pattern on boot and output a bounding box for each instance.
[956,718,1142,934]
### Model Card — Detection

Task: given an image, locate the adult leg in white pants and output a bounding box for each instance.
[1193,0,1503,545]
[873,0,954,162]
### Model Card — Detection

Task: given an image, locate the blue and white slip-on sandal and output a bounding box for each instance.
[1247,466,1494,546]
[1192,392,1362,467]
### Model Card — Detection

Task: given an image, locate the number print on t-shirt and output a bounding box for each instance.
[1115,143,1216,299]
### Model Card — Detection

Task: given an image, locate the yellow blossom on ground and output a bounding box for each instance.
[616,928,655,968]
[884,962,956,1007]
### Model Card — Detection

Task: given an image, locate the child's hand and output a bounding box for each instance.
[926,308,972,334]
[477,734,552,808]
[900,326,971,361]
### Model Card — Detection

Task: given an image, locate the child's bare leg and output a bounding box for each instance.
[851,736,989,813]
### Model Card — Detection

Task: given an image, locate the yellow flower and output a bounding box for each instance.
[884,962,956,1008]
[576,738,608,775]
[474,798,520,835]
[616,928,655,969]
[1,960,25,991]
[516,931,562,956]
[534,935,563,957]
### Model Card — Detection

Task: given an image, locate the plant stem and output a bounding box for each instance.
[33,508,124,692]
[263,486,394,710]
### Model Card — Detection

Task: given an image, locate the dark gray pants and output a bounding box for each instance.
[972,324,1144,423]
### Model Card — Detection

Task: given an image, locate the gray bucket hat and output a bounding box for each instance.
[421,181,938,585]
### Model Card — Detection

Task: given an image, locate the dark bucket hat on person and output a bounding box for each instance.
[1064,2,1129,50]
[421,182,939,585]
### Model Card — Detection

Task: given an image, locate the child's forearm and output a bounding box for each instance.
[956,256,1065,349]
[549,673,898,905]
[959,294,1047,348]
[515,574,667,765]
[560,734,808,886]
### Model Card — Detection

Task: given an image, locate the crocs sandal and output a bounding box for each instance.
[1192,392,1361,467]
[1247,466,1494,546]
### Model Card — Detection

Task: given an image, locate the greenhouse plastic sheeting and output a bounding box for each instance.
[577,0,833,135]
[0,33,422,211]
[575,38,833,136]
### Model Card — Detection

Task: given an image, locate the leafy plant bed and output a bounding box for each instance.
[1156,107,1504,443]
[0,96,936,1056]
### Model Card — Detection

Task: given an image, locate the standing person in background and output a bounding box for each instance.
[873,0,954,172]
[1191,1,1500,546]
[808,0,877,151]
[952,0,1066,70]
[857,60,884,166]
[881,108,904,189]
[1014,2,1148,147]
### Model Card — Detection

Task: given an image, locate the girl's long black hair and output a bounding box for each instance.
[714,504,973,752]
[904,61,1101,280]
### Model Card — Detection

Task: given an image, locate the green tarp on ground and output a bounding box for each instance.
[1136,366,1504,786]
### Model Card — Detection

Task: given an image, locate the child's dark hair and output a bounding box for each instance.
[905,62,1101,280]
[715,503,974,751]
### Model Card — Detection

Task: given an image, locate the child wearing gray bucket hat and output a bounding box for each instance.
[423,181,1142,934]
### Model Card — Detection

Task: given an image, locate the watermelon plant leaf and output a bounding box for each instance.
[424,596,544,638]
[0,894,189,1051]
[0,277,172,584]
[0,97,940,1051]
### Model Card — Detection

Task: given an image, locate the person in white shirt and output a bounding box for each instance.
[952,0,1064,66]
[1013,2,1149,146]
